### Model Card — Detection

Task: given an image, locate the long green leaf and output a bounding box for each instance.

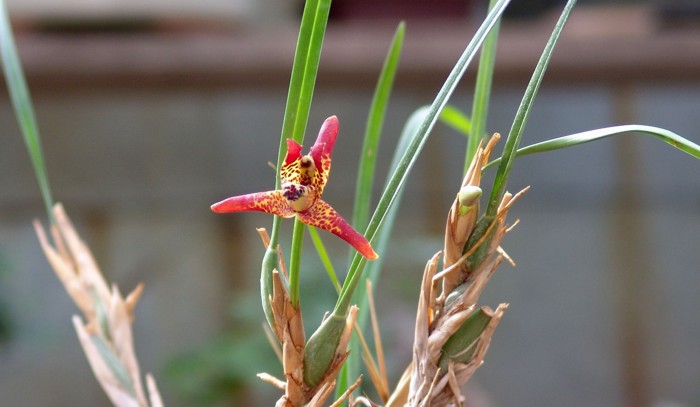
[341,22,405,396]
[466,0,577,268]
[342,106,428,398]
[483,125,700,170]
[334,0,513,316]
[351,107,430,315]
[466,0,502,169]
[0,0,54,220]
[486,0,577,218]
[308,0,513,390]
[277,0,332,161]
[440,104,472,136]
[360,107,430,291]
[352,22,405,235]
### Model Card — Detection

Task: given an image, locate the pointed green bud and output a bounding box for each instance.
[303,312,346,386]
[457,185,482,216]
[438,307,491,369]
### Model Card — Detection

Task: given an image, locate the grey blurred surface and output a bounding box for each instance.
[1,5,699,406]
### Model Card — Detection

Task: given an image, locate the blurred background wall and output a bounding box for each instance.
[0,0,699,405]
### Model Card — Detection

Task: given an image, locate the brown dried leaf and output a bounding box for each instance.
[108,285,148,406]
[258,372,287,390]
[36,204,162,407]
[125,284,145,320]
[34,220,94,318]
[408,252,441,404]
[73,316,139,407]
[53,204,111,303]
[328,375,362,407]
[146,374,164,407]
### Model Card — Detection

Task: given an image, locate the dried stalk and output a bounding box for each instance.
[34,203,163,407]
[400,134,525,406]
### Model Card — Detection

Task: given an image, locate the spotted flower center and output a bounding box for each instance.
[282,183,317,212]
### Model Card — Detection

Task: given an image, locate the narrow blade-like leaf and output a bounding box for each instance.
[483,124,700,170]
[466,0,502,168]
[467,0,578,269]
[0,0,54,219]
[335,0,513,316]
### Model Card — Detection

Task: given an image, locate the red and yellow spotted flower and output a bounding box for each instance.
[211,116,378,260]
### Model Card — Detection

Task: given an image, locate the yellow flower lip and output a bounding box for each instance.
[283,183,316,212]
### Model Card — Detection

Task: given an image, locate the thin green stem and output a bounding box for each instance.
[261,0,332,325]
[277,0,332,302]
[308,226,341,293]
[288,218,305,306]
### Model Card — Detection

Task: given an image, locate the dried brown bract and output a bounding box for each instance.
[402,134,527,406]
[34,203,163,407]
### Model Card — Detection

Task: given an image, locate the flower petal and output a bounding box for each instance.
[297,198,378,260]
[280,139,303,184]
[211,191,294,218]
[309,116,338,194]
[285,139,303,165]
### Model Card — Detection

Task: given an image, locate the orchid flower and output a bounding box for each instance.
[212,116,378,260]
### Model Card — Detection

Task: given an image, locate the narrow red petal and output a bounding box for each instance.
[211,190,294,218]
[309,116,338,163]
[309,116,338,192]
[297,198,378,260]
[284,139,302,165]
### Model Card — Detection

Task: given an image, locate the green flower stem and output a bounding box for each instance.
[262,0,332,325]
[274,0,331,308]
[288,218,305,307]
